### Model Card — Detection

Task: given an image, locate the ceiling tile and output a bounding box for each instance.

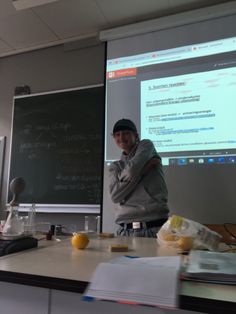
[0,9,57,49]
[32,0,108,39]
[168,0,232,12]
[0,1,20,19]
[96,0,169,25]
[0,0,233,57]
[0,39,13,54]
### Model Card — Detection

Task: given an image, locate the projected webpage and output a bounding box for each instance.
[106,36,236,166]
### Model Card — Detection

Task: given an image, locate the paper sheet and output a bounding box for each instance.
[84,256,181,308]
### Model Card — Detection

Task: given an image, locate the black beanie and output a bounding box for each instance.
[113,119,137,134]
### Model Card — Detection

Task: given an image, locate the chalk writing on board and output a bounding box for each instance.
[9,86,104,206]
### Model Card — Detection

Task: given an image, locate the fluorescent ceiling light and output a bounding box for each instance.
[12,0,58,10]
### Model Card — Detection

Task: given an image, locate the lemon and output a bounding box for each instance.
[71,233,89,249]
[177,236,193,251]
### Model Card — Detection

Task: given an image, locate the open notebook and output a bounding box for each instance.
[183,250,236,284]
[84,255,182,308]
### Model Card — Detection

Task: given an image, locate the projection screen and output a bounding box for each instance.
[102,10,236,232]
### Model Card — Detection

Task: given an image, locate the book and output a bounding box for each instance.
[84,255,181,308]
[183,250,236,284]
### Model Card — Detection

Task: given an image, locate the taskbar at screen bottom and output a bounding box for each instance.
[163,155,236,166]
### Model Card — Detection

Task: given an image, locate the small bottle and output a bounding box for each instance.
[96,215,101,233]
[28,203,36,236]
[84,216,89,232]
[46,230,53,240]
[50,224,55,235]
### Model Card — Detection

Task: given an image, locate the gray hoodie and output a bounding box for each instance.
[109,139,169,224]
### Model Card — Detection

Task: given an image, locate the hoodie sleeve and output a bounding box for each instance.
[109,140,157,203]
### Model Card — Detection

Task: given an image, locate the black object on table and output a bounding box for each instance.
[0,237,38,256]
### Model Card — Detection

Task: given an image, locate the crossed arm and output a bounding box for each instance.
[109,140,160,203]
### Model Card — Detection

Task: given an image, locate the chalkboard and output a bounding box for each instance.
[8,85,104,207]
[0,137,5,192]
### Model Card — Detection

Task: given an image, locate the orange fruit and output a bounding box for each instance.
[177,236,193,251]
[163,233,178,241]
[71,233,89,249]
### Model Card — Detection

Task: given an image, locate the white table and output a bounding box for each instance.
[0,236,235,314]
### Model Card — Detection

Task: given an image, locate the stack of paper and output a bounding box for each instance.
[84,256,181,308]
[183,250,236,284]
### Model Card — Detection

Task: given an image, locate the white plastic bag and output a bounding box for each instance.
[157,215,222,251]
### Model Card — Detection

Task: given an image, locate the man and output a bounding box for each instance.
[109,118,169,237]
